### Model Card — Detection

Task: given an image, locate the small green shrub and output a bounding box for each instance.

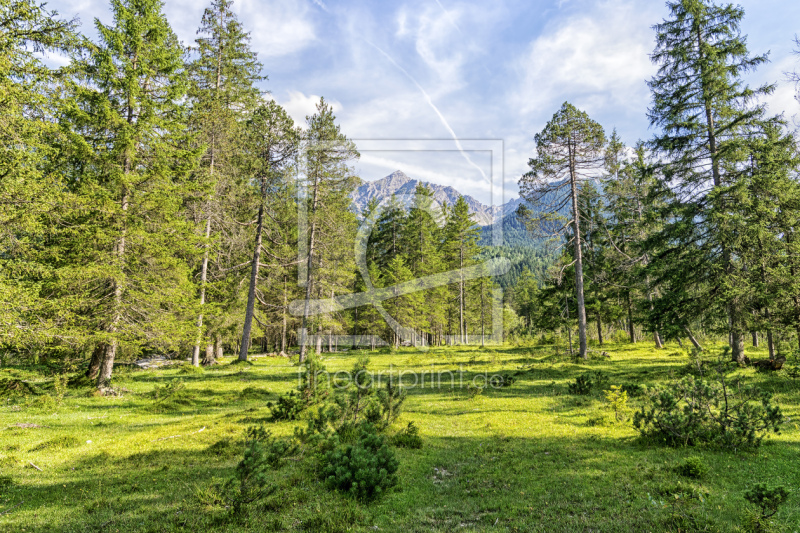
[147,379,193,411]
[206,439,240,458]
[633,374,782,450]
[267,390,305,421]
[320,424,399,501]
[222,426,295,514]
[52,374,68,403]
[177,364,204,375]
[466,383,484,399]
[390,422,423,449]
[743,483,789,533]
[675,456,708,479]
[489,373,516,388]
[619,382,646,397]
[603,385,628,421]
[568,374,593,395]
[376,379,406,428]
[238,386,270,401]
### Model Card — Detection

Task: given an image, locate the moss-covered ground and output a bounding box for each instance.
[1,341,798,532]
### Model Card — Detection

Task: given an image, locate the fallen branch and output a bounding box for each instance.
[28,461,42,471]
[0,500,24,516]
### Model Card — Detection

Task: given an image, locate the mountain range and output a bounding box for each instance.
[350,170,523,226]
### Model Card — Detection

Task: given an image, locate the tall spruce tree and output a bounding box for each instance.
[0,1,76,354]
[443,196,480,344]
[519,102,606,359]
[64,0,199,387]
[647,0,772,362]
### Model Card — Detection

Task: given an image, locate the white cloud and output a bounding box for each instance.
[513,0,658,116]
[277,90,342,127]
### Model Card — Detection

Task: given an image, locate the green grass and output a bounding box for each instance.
[1,341,798,532]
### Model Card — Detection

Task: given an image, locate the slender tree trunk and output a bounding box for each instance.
[459,246,465,344]
[202,335,220,366]
[751,331,759,348]
[596,313,603,346]
[568,144,588,359]
[684,326,703,351]
[192,215,211,367]
[281,275,288,354]
[299,176,321,363]
[626,291,635,343]
[645,283,663,349]
[86,344,104,379]
[238,194,265,362]
[98,190,129,389]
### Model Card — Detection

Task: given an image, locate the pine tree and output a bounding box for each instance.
[237,101,299,361]
[647,0,772,362]
[63,0,199,388]
[519,102,606,359]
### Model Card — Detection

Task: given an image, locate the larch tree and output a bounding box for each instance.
[647,0,772,363]
[519,101,606,359]
[298,98,359,362]
[186,0,263,366]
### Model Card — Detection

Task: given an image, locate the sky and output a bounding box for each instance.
[44,0,800,205]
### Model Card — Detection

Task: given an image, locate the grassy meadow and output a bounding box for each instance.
[1,341,799,532]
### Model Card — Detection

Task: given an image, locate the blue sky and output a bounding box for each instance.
[46,0,800,204]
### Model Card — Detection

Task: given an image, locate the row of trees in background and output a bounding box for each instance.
[0,0,500,388]
[514,0,800,361]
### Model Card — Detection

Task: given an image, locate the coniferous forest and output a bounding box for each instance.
[2,0,800,531]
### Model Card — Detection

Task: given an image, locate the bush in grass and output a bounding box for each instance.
[375,379,406,428]
[148,379,193,410]
[489,373,516,388]
[267,390,305,421]
[675,456,708,479]
[568,374,593,395]
[222,426,296,514]
[567,371,608,395]
[320,424,399,501]
[390,422,423,449]
[633,374,782,450]
[619,382,646,397]
[743,483,789,533]
[603,385,628,421]
[177,364,204,375]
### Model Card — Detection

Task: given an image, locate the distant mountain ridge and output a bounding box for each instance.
[350,170,523,226]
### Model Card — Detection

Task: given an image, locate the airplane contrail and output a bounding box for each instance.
[365,40,491,187]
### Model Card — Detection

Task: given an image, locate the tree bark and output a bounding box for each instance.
[568,141,588,359]
[596,313,603,346]
[299,173,321,363]
[684,326,703,351]
[626,291,635,343]
[238,196,265,362]
[86,344,104,379]
[97,190,128,388]
[192,215,211,367]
